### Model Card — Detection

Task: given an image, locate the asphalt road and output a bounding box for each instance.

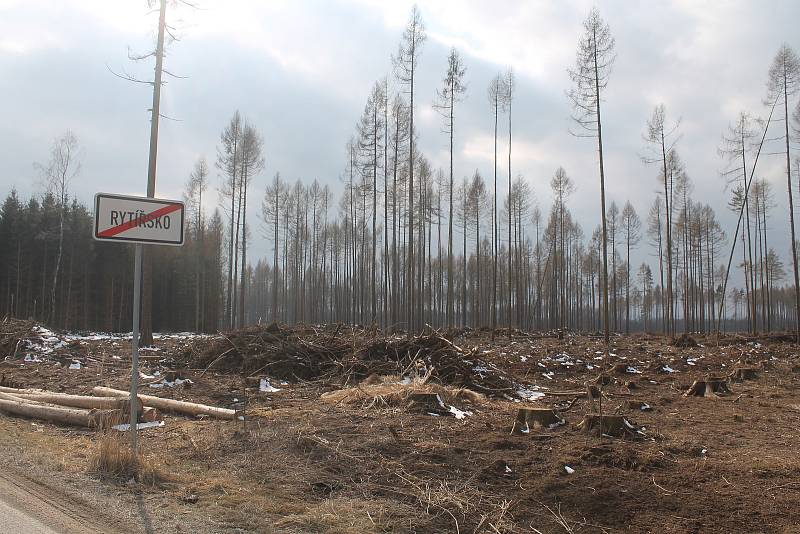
[0,497,59,533]
[0,469,116,534]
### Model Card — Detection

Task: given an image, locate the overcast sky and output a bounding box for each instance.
[1,0,799,274]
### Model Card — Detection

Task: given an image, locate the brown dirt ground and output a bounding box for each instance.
[2,328,800,533]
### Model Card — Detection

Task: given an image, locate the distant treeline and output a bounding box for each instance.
[0,185,796,335]
[0,190,224,332]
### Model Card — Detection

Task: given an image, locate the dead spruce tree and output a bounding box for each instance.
[237,123,265,327]
[392,5,425,331]
[488,73,505,336]
[434,47,466,329]
[505,68,515,333]
[621,201,641,334]
[766,44,800,338]
[642,104,680,336]
[184,157,208,332]
[567,7,615,344]
[719,112,758,334]
[550,167,575,329]
[217,111,242,329]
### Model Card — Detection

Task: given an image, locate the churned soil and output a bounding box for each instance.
[2,322,800,533]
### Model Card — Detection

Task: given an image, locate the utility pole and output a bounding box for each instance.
[140,0,167,346]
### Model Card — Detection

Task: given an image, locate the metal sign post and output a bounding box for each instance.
[94,193,184,454]
[130,243,143,451]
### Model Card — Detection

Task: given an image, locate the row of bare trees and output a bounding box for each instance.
[5,7,800,338]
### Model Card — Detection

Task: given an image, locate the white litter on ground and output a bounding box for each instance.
[149,378,192,389]
[259,378,281,393]
[448,406,472,419]
[112,421,164,432]
[517,387,546,401]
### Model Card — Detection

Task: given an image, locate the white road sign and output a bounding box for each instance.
[94,193,185,245]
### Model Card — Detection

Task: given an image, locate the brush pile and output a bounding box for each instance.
[184,323,516,394]
[353,335,515,394]
[182,323,355,380]
[0,317,42,358]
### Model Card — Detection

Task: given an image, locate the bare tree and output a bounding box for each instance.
[434,47,466,329]
[262,172,284,321]
[392,4,426,331]
[37,131,80,325]
[642,105,680,335]
[719,112,758,333]
[766,44,800,337]
[216,111,242,329]
[505,68,515,332]
[237,123,265,327]
[488,73,505,335]
[567,6,615,344]
[621,201,641,334]
[185,157,208,331]
[647,196,666,333]
[550,167,575,328]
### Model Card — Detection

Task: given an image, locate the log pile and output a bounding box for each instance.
[0,387,155,428]
[0,384,236,427]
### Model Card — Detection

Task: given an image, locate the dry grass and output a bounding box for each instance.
[275,496,409,533]
[319,375,486,409]
[89,433,169,485]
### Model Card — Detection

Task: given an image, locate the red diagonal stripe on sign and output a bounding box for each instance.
[97,203,182,238]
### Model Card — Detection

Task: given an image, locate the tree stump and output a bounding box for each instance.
[626,400,652,411]
[578,414,641,437]
[511,408,565,434]
[672,333,698,348]
[684,377,731,398]
[594,373,613,386]
[612,362,639,375]
[729,366,759,382]
[408,392,448,416]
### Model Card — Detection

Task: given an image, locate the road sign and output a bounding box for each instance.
[94,193,184,245]
[94,192,185,454]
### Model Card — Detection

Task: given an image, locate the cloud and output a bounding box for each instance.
[1,0,799,274]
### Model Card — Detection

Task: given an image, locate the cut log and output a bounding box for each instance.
[0,391,52,405]
[0,388,159,420]
[0,385,48,395]
[0,391,160,427]
[92,386,236,420]
[11,391,136,410]
[0,397,113,428]
[511,408,565,434]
